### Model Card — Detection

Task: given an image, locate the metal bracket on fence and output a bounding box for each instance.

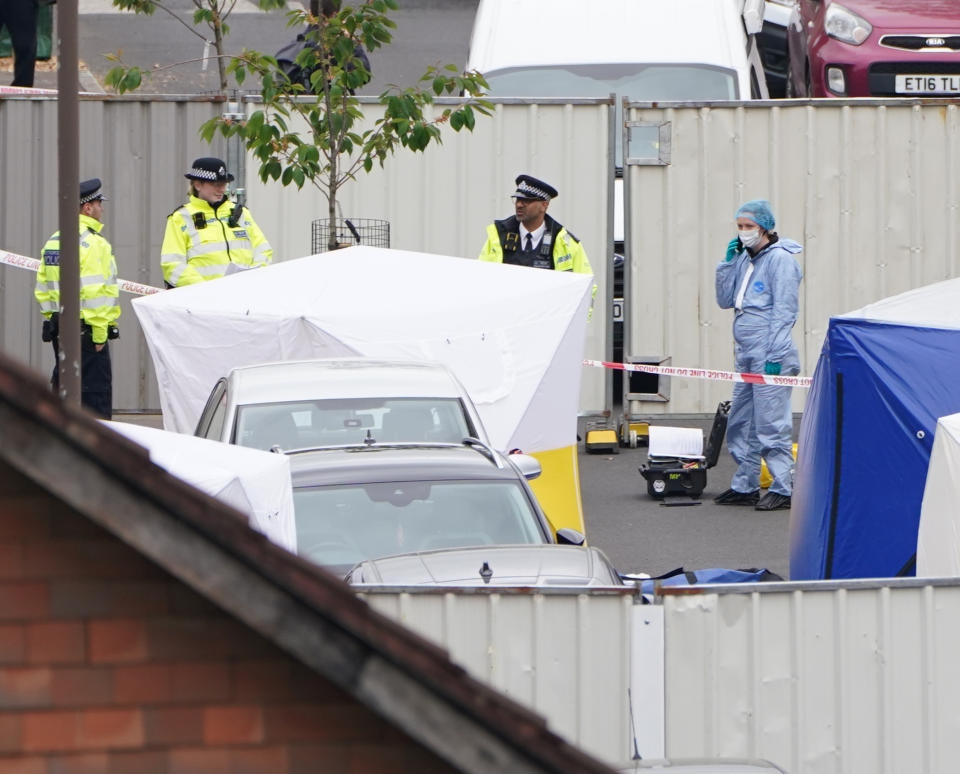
[224,101,247,203]
[624,121,672,166]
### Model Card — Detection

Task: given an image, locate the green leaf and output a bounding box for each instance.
[104,66,125,91]
[449,111,463,131]
[245,110,265,138]
[123,68,142,92]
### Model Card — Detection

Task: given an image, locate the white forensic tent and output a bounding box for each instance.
[103,421,297,554]
[917,412,960,577]
[132,247,595,532]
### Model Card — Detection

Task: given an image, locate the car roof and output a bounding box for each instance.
[348,544,623,587]
[468,0,748,74]
[227,358,466,405]
[288,444,522,487]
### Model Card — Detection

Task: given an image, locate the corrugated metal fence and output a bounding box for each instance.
[624,99,960,414]
[662,578,960,774]
[0,96,613,415]
[358,587,639,766]
[361,578,960,773]
[6,97,959,417]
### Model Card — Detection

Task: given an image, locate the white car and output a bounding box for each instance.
[467,0,769,104]
[193,358,492,452]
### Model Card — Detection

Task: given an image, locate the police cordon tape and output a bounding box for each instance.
[0,86,58,96]
[1,248,162,296]
[582,359,812,388]
[4,247,812,386]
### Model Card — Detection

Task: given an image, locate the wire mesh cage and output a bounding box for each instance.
[311,218,390,253]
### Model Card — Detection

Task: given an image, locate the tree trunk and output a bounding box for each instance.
[211,5,227,93]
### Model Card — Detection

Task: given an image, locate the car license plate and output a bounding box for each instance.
[896,74,960,94]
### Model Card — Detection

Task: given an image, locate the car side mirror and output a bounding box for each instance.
[508,453,542,480]
[555,528,585,546]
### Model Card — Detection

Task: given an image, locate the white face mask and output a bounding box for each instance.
[739,228,762,249]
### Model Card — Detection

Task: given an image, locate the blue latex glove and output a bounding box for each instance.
[764,362,781,375]
[725,237,742,262]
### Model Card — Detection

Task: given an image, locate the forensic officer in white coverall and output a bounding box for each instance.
[714,199,803,512]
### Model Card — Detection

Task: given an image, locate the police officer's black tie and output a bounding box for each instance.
[525,233,533,252]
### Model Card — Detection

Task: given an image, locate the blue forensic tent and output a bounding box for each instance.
[791,277,960,580]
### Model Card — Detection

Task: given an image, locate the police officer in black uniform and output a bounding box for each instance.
[34,179,121,419]
[477,174,593,276]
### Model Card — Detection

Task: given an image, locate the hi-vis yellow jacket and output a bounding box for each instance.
[477,214,593,275]
[35,214,121,345]
[161,194,272,288]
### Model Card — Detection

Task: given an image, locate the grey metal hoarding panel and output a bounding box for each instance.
[0,97,226,411]
[661,579,960,774]
[625,100,960,415]
[1,97,611,413]
[359,588,635,765]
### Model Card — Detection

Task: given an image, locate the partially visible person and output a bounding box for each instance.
[275,0,371,95]
[0,0,37,87]
[714,199,802,512]
[478,174,592,275]
[161,157,272,288]
[34,178,121,419]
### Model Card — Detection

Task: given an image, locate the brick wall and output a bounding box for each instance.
[0,464,457,774]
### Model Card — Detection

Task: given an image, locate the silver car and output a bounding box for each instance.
[193,358,491,451]
[345,544,627,588]
[289,440,584,577]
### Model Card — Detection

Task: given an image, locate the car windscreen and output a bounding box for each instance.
[293,480,547,569]
[483,63,739,101]
[235,397,472,451]
[484,63,738,166]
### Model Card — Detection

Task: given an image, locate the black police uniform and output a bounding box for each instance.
[492,214,567,271]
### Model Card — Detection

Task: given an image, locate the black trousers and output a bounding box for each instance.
[50,335,113,419]
[0,0,37,87]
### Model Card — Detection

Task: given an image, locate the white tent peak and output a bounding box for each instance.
[840,276,960,330]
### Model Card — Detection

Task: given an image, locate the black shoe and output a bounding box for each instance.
[756,492,791,511]
[713,488,760,505]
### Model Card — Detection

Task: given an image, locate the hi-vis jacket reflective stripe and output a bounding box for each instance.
[34,213,121,345]
[160,194,272,288]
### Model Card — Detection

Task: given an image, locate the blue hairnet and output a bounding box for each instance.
[736,199,775,231]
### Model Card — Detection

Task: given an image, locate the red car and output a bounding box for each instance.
[786,0,960,97]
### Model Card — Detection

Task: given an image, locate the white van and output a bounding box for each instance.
[467,0,769,105]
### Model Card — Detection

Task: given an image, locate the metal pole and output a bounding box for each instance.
[57,0,80,406]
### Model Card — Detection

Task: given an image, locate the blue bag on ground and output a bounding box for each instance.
[639,567,782,595]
